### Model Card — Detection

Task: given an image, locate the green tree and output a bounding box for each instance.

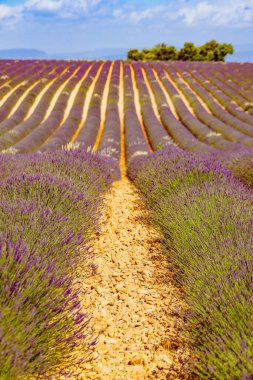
[127,49,142,61]
[141,48,157,60]
[177,42,198,61]
[196,40,234,61]
[127,40,234,61]
[154,43,178,60]
[215,43,234,61]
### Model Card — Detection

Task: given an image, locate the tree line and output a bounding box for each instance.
[127,40,234,62]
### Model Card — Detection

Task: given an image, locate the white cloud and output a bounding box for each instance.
[0,0,104,22]
[0,5,14,19]
[178,2,214,25]
[0,0,253,27]
[178,0,253,26]
[0,3,23,24]
[128,6,164,23]
[116,4,185,26]
[24,0,103,17]
[25,0,62,12]
[113,0,253,27]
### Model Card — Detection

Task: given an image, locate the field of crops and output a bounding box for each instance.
[0,60,253,160]
[0,59,253,380]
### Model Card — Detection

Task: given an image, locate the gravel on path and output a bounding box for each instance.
[79,176,192,380]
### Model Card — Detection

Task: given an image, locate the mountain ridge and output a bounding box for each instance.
[0,47,252,61]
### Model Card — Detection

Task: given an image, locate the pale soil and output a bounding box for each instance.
[42,66,80,122]
[25,74,62,120]
[130,64,153,152]
[0,80,30,108]
[141,67,161,121]
[64,176,192,380]
[119,62,126,176]
[93,62,114,151]
[189,72,227,111]
[152,68,179,121]
[175,72,211,114]
[71,62,104,143]
[162,70,196,117]
[60,65,92,126]
[8,80,41,118]
[10,66,57,120]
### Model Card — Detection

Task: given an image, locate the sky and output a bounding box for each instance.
[0,0,253,55]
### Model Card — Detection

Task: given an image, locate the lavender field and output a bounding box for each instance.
[0,59,253,379]
[0,60,253,157]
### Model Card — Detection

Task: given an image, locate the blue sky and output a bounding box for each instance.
[0,0,253,54]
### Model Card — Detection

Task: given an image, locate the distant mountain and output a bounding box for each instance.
[0,47,252,62]
[0,48,128,60]
[50,48,129,60]
[0,49,47,59]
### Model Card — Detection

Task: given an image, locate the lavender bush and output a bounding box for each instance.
[0,150,115,378]
[215,148,253,189]
[0,235,92,379]
[129,146,253,379]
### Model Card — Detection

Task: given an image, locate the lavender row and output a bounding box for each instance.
[158,63,240,151]
[200,69,253,118]
[32,62,93,152]
[0,62,49,122]
[0,63,56,137]
[142,63,214,153]
[0,61,37,100]
[221,65,253,92]
[177,64,253,138]
[0,150,115,378]
[196,61,253,92]
[129,147,253,379]
[97,61,122,162]
[74,61,111,151]
[214,147,253,189]
[0,60,35,88]
[170,62,253,133]
[166,64,253,147]
[188,67,253,128]
[210,69,253,105]
[39,62,101,152]
[132,62,174,150]
[123,62,150,164]
[3,64,79,152]
[169,61,253,95]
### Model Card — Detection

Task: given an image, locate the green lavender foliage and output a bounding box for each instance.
[216,148,253,189]
[129,147,253,379]
[0,150,115,379]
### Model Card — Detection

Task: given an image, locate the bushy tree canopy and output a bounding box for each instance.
[127,40,234,62]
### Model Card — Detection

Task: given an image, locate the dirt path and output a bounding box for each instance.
[71,175,191,380]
